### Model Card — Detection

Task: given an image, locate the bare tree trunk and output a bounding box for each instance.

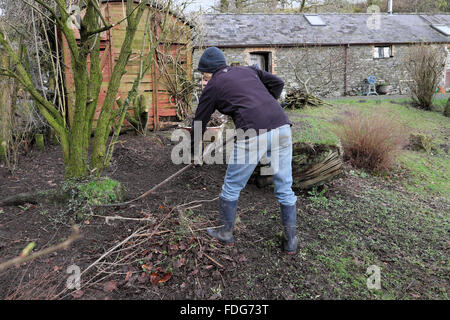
[0,56,11,161]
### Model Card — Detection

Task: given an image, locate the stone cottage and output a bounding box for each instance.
[193,13,450,97]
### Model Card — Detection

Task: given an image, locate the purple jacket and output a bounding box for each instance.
[190,65,291,142]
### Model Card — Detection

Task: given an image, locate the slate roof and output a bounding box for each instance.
[197,13,450,47]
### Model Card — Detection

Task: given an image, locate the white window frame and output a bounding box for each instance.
[374,45,393,59]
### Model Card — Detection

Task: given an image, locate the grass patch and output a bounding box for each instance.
[397,151,449,195]
[298,183,449,299]
[288,97,450,196]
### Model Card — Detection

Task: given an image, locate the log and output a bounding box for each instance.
[0,189,64,206]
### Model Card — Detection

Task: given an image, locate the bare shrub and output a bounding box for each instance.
[0,75,45,174]
[403,44,447,111]
[3,267,63,300]
[334,109,408,173]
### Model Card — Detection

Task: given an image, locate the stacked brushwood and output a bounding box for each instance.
[284,88,331,109]
[181,111,226,127]
[252,141,344,190]
[291,142,343,190]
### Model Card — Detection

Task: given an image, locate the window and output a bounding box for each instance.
[304,15,326,26]
[374,46,392,59]
[250,52,272,73]
[431,24,450,36]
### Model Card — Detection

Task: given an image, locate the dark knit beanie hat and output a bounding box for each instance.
[197,47,227,73]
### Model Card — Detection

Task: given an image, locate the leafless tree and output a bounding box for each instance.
[284,43,346,97]
[403,44,447,110]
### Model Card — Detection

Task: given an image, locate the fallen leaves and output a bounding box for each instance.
[150,270,173,286]
[141,264,152,272]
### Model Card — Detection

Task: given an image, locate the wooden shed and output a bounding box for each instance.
[62,0,193,131]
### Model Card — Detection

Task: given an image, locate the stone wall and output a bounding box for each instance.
[193,44,449,97]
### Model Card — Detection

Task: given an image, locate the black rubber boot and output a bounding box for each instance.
[280,203,299,255]
[207,197,238,245]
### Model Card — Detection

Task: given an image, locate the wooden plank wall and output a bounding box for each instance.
[62,2,192,131]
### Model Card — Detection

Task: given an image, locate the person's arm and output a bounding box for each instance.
[190,85,216,157]
[251,66,284,100]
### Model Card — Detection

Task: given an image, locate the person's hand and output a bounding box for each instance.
[201,72,212,90]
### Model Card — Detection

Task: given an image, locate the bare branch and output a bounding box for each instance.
[0,226,81,272]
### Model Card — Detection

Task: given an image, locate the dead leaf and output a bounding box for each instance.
[53,265,62,272]
[103,281,117,292]
[125,271,133,282]
[141,264,151,272]
[238,255,247,262]
[71,290,84,299]
[150,273,160,286]
[159,272,172,283]
[204,265,214,270]
[169,244,178,252]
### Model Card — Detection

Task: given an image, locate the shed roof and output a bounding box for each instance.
[197,13,450,47]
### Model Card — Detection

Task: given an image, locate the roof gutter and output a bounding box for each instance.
[194,41,450,49]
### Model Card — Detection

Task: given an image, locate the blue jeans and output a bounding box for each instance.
[220,124,297,206]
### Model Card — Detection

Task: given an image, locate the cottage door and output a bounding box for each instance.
[250,54,266,71]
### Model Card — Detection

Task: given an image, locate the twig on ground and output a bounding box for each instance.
[204,253,224,269]
[0,226,81,272]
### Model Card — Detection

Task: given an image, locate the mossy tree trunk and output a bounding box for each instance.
[0,0,146,179]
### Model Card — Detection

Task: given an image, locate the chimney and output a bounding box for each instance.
[388,0,393,15]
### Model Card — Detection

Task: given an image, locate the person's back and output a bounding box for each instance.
[205,65,290,132]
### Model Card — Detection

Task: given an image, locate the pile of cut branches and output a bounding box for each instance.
[292,142,343,190]
[181,111,226,128]
[283,88,331,109]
